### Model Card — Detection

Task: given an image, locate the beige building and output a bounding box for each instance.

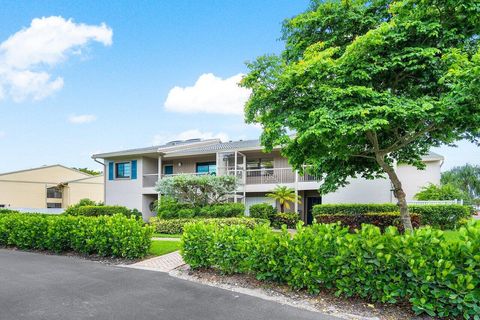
[0,164,104,210]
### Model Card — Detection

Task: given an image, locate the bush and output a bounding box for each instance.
[64,205,141,217]
[249,203,276,219]
[149,217,268,234]
[181,221,480,318]
[0,213,152,258]
[271,213,300,228]
[313,204,471,229]
[0,209,19,214]
[157,198,245,219]
[316,212,421,232]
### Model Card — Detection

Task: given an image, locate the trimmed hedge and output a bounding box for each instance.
[64,205,141,217]
[0,209,19,214]
[271,213,300,228]
[249,203,276,219]
[149,217,268,234]
[0,213,152,258]
[316,212,421,232]
[182,221,480,318]
[157,199,245,219]
[313,204,471,229]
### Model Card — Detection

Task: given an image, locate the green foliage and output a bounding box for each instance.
[73,167,101,176]
[266,186,301,213]
[0,209,19,214]
[72,198,103,207]
[241,0,480,230]
[249,203,276,219]
[181,220,480,318]
[157,197,244,219]
[155,174,238,206]
[270,213,300,229]
[441,164,480,204]
[316,212,421,232]
[64,205,141,217]
[149,217,268,234]
[313,204,471,229]
[415,183,466,201]
[0,213,153,258]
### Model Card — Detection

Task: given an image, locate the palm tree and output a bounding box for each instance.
[441,164,480,203]
[266,185,301,213]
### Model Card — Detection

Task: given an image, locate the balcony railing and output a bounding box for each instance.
[143,174,159,188]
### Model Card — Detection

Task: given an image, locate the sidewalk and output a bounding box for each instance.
[124,251,185,273]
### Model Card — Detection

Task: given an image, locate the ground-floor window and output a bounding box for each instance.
[47,203,62,209]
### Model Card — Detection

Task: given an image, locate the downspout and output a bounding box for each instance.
[93,157,106,204]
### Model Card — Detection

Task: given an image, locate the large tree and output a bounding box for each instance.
[241,0,480,231]
[441,164,480,204]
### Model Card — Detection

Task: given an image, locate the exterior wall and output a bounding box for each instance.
[0,166,87,183]
[396,160,442,201]
[322,177,392,204]
[162,155,216,174]
[0,181,49,208]
[65,175,104,206]
[105,158,143,212]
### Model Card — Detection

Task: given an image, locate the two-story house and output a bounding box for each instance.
[92,138,443,223]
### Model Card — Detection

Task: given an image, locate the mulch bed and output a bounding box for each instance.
[177,266,433,320]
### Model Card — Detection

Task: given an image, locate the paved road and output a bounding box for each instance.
[0,249,334,320]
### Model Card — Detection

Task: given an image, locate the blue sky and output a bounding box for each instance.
[0,0,478,173]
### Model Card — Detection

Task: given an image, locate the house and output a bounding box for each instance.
[0,164,104,211]
[92,138,443,223]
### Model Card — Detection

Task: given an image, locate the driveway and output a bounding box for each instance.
[0,249,334,320]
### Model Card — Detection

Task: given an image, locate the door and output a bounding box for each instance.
[306,197,322,224]
[163,165,173,175]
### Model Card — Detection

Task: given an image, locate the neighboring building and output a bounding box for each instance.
[0,164,104,210]
[92,138,443,223]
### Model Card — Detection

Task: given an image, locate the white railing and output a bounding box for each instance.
[143,173,159,188]
[407,199,464,205]
[7,208,64,214]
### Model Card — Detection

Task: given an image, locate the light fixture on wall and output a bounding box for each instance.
[178,162,182,167]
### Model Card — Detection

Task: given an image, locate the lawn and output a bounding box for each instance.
[148,240,181,256]
[152,233,181,238]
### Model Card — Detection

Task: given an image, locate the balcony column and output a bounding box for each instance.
[234,151,238,203]
[294,170,299,214]
[157,156,162,203]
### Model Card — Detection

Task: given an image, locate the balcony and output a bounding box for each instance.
[143,174,159,188]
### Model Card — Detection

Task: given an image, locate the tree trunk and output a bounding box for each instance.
[280,203,284,213]
[375,156,414,233]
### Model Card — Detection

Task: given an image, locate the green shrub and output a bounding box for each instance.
[181,221,480,318]
[64,205,141,217]
[0,209,19,214]
[0,213,152,258]
[271,213,300,228]
[149,217,268,234]
[249,203,276,219]
[316,212,421,232]
[313,204,471,229]
[157,197,245,219]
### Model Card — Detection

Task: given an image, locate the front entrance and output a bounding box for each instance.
[306,196,322,224]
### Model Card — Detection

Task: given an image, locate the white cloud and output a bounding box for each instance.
[68,114,97,124]
[164,73,251,115]
[153,129,229,145]
[0,16,112,102]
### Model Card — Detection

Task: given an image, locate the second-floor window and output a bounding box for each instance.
[246,158,274,176]
[196,162,216,175]
[46,187,62,199]
[115,162,131,179]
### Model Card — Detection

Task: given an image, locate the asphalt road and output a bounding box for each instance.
[0,249,335,320]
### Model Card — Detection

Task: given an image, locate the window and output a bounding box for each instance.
[164,165,173,175]
[46,187,62,199]
[196,162,216,174]
[0,204,5,208]
[47,203,62,208]
[115,162,131,179]
[246,158,274,176]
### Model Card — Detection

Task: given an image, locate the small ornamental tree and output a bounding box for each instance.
[415,184,466,201]
[155,174,238,206]
[241,0,480,231]
[266,186,301,213]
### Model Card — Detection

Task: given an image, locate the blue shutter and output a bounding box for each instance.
[108,162,114,180]
[131,160,137,180]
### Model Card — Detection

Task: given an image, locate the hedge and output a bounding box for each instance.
[149,217,268,234]
[0,213,152,258]
[181,221,480,318]
[313,204,472,229]
[0,209,19,214]
[158,199,245,219]
[271,213,300,229]
[316,212,421,232]
[64,205,142,217]
[249,203,276,219]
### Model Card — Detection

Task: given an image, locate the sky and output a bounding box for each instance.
[0,0,478,173]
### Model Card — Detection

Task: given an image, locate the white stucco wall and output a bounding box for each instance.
[396,160,442,201]
[105,158,143,212]
[322,176,393,204]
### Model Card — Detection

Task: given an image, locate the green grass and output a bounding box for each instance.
[152,233,181,238]
[148,240,181,256]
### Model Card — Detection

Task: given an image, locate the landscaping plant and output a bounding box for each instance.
[149,217,268,234]
[181,220,480,318]
[266,186,301,213]
[241,0,480,231]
